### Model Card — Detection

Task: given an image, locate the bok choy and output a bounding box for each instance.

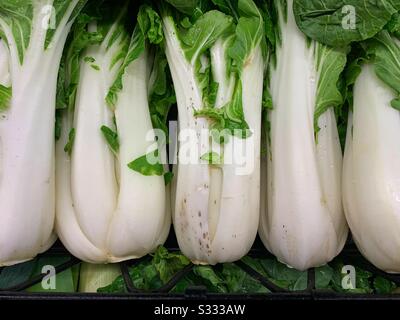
[0,0,87,266]
[259,0,348,270]
[55,1,172,263]
[161,0,265,265]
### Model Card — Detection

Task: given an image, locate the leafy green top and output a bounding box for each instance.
[293,0,400,47]
[162,0,266,144]
[0,0,88,64]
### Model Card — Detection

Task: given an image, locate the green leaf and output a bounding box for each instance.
[200,152,223,165]
[106,25,145,108]
[180,10,235,64]
[354,267,373,293]
[386,13,400,37]
[0,260,36,290]
[59,3,106,112]
[373,276,397,294]
[228,1,265,72]
[0,1,33,64]
[149,48,176,134]
[138,5,163,45]
[193,266,228,293]
[164,171,174,185]
[293,0,400,47]
[56,57,67,110]
[64,128,76,156]
[222,263,269,293]
[0,1,88,65]
[45,0,88,50]
[315,265,334,289]
[195,80,251,142]
[241,256,268,276]
[152,246,191,283]
[100,125,119,154]
[165,0,199,15]
[367,31,400,110]
[83,56,96,63]
[259,258,306,284]
[127,149,164,176]
[98,246,190,293]
[106,5,164,108]
[210,0,241,20]
[391,99,400,110]
[55,110,62,141]
[314,43,347,137]
[0,84,11,111]
[292,272,307,291]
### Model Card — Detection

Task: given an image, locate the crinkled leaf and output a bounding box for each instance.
[138,5,163,45]
[149,48,176,134]
[195,80,251,143]
[180,10,235,64]
[106,24,145,107]
[373,276,397,294]
[293,0,400,47]
[152,246,191,283]
[193,266,228,293]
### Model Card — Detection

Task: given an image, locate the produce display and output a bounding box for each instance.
[1,0,400,298]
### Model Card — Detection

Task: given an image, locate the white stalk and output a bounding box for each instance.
[0,0,80,266]
[106,51,166,258]
[343,64,400,273]
[259,0,347,270]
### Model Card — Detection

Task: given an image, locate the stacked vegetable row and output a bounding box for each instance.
[1,0,400,277]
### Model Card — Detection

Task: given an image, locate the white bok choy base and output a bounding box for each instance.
[259,0,348,271]
[56,14,170,263]
[343,62,400,273]
[0,0,85,266]
[162,2,264,265]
